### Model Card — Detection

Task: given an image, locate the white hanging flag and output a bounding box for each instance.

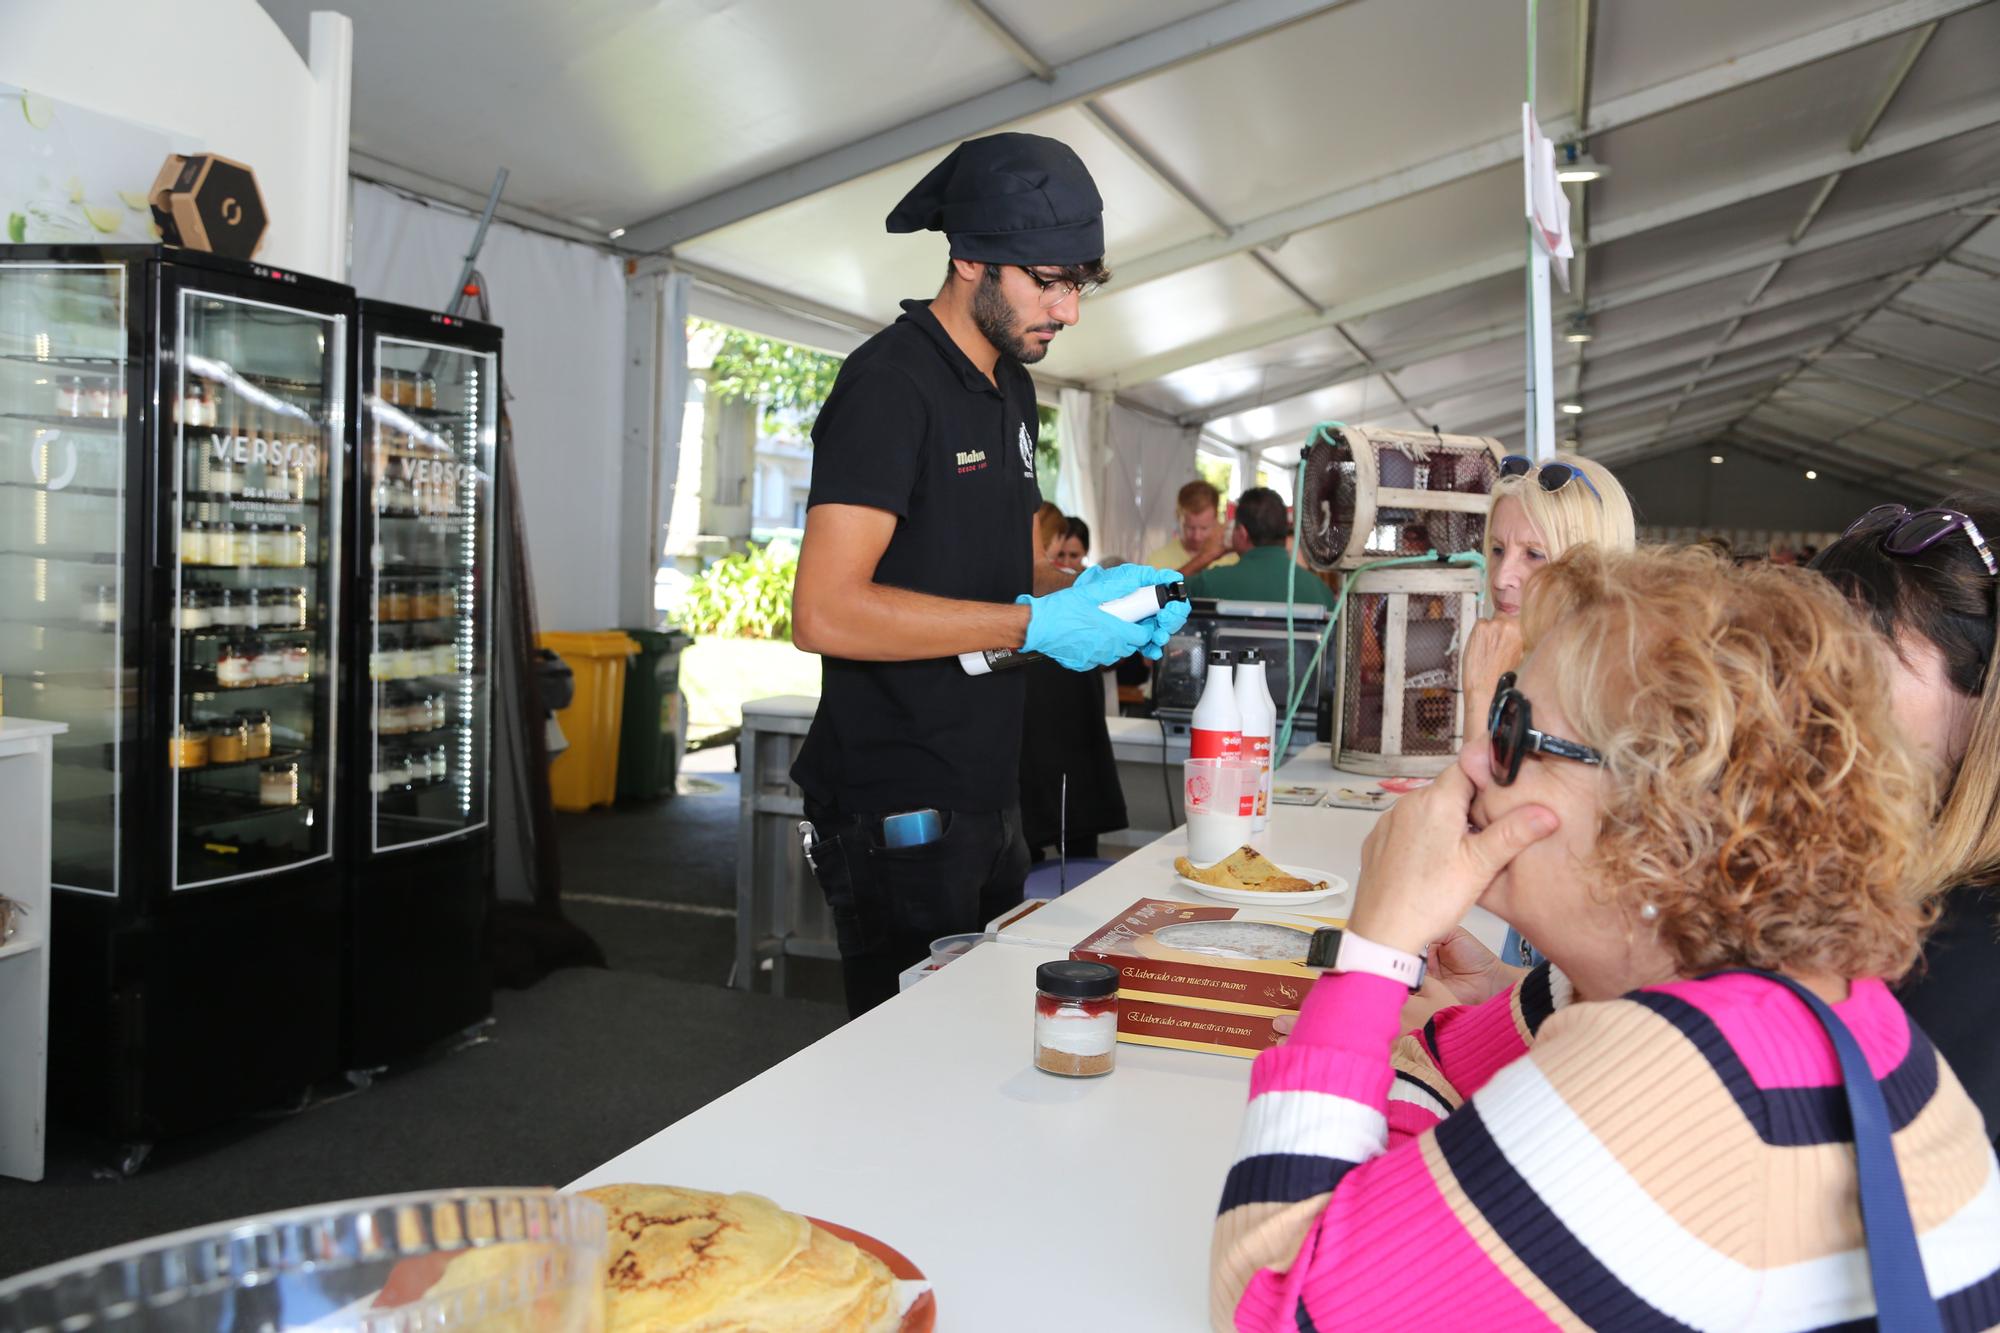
[1522,105,1573,292]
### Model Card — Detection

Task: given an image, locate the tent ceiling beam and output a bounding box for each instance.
[1187,230,1958,434]
[1100,94,2000,392]
[1177,182,1988,427]
[1805,361,2000,429]
[1680,20,1939,407]
[1107,0,1989,291]
[1845,338,2000,391]
[612,0,1351,254]
[1714,214,1994,447]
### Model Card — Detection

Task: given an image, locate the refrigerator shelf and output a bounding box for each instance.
[180,492,323,508]
[177,789,311,828]
[174,745,308,774]
[176,563,317,578]
[182,670,316,694]
[0,350,127,373]
[370,562,466,577]
[178,624,317,643]
[0,478,122,498]
[374,615,461,629]
[0,547,120,565]
[0,411,123,432]
[0,613,120,633]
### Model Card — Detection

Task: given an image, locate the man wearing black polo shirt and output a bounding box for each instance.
[791,133,1187,1016]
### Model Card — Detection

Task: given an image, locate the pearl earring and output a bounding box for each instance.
[1639,902,1659,921]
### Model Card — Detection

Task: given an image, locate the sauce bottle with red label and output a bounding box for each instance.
[1190,649,1243,760]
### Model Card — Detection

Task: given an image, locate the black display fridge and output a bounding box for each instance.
[0,246,350,1149]
[343,299,499,1071]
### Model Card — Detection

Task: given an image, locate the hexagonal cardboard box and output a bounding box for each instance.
[149,153,267,260]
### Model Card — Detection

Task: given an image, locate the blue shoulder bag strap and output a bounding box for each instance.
[1715,969,1941,1331]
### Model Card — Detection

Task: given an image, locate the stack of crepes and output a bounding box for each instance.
[580,1183,901,1332]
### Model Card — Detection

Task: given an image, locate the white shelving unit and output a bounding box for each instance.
[0,717,67,1182]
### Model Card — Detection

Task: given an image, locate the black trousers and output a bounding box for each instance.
[802,798,1030,1018]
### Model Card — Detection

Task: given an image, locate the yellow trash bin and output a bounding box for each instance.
[539,630,641,812]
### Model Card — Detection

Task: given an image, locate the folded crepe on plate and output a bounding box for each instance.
[1175,845,1328,894]
[581,1183,899,1332]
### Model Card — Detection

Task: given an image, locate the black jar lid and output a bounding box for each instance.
[1036,959,1118,999]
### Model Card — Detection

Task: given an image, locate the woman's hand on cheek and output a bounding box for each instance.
[1345,764,1559,957]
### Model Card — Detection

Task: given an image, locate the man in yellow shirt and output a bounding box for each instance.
[1185,487,1337,608]
[1144,479,1239,576]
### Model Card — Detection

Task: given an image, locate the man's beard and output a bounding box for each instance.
[972,275,1058,364]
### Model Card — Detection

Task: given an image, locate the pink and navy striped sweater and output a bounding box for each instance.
[1211,964,2000,1331]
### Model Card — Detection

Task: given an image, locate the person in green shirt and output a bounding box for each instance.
[1184,487,1336,608]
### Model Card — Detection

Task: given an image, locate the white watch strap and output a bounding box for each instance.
[1334,931,1426,989]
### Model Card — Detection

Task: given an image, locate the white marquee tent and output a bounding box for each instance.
[251,0,1999,582]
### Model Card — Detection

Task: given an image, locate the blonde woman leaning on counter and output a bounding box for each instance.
[1460,453,1636,742]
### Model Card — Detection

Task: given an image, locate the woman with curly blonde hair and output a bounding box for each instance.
[1212,546,2000,1332]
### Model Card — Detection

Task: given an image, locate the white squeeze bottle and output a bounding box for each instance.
[1190,649,1243,760]
[1236,649,1277,829]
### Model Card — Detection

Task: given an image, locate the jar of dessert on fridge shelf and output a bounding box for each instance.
[239,709,272,759]
[174,587,211,631]
[259,761,299,808]
[208,716,248,764]
[282,641,310,683]
[167,723,209,770]
[251,641,285,685]
[216,640,254,689]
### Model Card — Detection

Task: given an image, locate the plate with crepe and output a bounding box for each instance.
[1173,846,1350,908]
[581,1183,931,1332]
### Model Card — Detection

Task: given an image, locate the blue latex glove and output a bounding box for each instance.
[1018,564,1188,671]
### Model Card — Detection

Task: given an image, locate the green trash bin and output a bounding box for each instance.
[617,627,694,800]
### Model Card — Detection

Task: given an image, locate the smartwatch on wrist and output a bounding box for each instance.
[1308,927,1427,991]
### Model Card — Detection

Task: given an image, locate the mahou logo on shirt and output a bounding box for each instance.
[956,449,988,474]
[1017,422,1034,477]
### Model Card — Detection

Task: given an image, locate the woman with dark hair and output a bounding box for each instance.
[1811,498,2000,1129]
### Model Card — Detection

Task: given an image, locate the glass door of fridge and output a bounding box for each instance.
[170,288,343,890]
[364,337,494,851]
[0,262,134,896]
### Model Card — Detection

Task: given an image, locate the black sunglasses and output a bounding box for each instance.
[1488,672,1605,786]
[1840,504,1999,575]
[1499,454,1603,503]
[1841,503,2000,693]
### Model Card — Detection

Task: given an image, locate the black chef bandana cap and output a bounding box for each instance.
[886,132,1105,268]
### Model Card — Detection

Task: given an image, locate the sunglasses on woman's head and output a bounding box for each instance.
[1841,503,2000,693]
[1499,455,1603,503]
[1841,504,2000,575]
[1488,672,1605,786]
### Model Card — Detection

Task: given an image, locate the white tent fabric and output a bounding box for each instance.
[1053,386,1101,548]
[349,179,628,631]
[1096,403,1199,565]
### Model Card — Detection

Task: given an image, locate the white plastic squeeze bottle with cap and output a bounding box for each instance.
[1191,649,1243,760]
[1236,648,1277,828]
[959,581,1188,675]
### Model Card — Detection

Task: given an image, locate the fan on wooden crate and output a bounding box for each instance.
[1292,425,1505,776]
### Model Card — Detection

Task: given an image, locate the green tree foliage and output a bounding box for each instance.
[695,319,845,433]
[1037,403,1061,503]
[676,541,798,641]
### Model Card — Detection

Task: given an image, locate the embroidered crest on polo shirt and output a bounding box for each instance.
[1017,421,1035,478]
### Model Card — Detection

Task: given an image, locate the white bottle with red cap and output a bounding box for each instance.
[1190,649,1243,761]
[1236,649,1277,829]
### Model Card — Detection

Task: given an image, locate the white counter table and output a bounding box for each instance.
[577,741,1502,1329]
[571,941,1247,1330]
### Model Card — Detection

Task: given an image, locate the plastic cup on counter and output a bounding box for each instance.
[1183,759,1261,865]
